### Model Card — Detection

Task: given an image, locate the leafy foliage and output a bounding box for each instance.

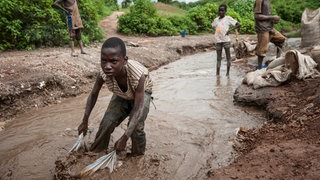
[119,0,180,36]
[0,0,113,50]
[167,16,198,35]
[228,0,255,34]
[271,0,320,24]
[187,3,219,32]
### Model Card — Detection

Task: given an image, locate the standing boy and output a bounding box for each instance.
[78,37,153,156]
[53,0,87,57]
[254,0,286,69]
[212,4,241,76]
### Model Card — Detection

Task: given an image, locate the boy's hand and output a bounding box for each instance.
[273,16,280,24]
[114,134,129,154]
[78,122,88,136]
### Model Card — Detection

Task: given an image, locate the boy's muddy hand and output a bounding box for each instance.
[114,134,128,154]
[78,122,88,136]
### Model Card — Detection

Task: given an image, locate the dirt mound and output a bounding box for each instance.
[54,151,171,179]
[210,77,320,179]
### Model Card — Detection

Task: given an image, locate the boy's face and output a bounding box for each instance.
[218,7,226,17]
[101,47,127,77]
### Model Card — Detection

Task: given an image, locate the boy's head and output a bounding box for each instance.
[101,37,126,58]
[218,4,227,18]
[101,37,128,77]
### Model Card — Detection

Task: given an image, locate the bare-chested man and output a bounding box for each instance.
[53,0,87,57]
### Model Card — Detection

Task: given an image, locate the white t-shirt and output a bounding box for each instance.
[212,16,237,43]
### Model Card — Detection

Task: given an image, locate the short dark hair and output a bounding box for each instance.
[101,37,126,58]
[219,4,227,11]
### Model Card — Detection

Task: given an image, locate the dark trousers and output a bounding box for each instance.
[90,92,151,155]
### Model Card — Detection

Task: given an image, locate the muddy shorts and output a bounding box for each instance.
[90,92,152,155]
[69,28,82,41]
[216,41,231,51]
[216,41,232,65]
[255,28,286,57]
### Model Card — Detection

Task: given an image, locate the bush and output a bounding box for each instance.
[187,3,219,32]
[271,0,320,24]
[118,0,178,36]
[167,16,198,35]
[0,0,110,51]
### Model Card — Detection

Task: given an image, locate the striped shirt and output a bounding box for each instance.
[100,60,153,100]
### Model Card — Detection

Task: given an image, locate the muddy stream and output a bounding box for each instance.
[0,52,266,179]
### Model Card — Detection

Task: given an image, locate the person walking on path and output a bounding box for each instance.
[254,0,286,69]
[212,4,241,77]
[78,37,153,156]
[53,0,87,57]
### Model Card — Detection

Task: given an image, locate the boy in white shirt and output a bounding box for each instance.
[212,4,241,76]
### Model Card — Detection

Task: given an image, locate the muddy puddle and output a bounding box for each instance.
[0,52,266,179]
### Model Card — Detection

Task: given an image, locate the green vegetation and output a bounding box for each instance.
[155,3,187,18]
[271,0,320,24]
[0,0,116,50]
[118,0,177,36]
[1,0,317,50]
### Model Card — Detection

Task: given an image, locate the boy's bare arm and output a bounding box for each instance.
[227,22,241,35]
[78,75,104,135]
[255,14,280,23]
[52,0,70,14]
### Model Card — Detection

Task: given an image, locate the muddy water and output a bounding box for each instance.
[0,52,265,179]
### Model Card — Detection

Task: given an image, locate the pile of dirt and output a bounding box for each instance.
[209,71,320,179]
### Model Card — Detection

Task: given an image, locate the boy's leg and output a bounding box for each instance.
[224,42,231,76]
[69,30,78,57]
[257,56,264,69]
[216,43,223,76]
[90,95,130,152]
[270,29,286,58]
[255,31,269,69]
[75,29,87,54]
[130,92,151,156]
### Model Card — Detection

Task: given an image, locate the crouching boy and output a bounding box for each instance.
[78,37,153,156]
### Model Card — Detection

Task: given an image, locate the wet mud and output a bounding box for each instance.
[0,52,265,179]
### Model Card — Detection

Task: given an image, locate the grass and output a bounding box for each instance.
[286,30,301,38]
[155,2,186,18]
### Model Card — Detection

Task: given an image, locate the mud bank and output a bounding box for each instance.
[0,34,217,123]
[234,79,320,121]
[209,62,320,179]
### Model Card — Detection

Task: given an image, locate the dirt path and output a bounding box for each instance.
[99,11,124,37]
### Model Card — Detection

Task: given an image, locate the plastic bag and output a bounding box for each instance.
[80,150,117,176]
[69,133,87,153]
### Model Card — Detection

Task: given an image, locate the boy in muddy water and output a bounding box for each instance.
[77,37,153,156]
[254,0,286,69]
[53,0,87,57]
[212,4,241,77]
